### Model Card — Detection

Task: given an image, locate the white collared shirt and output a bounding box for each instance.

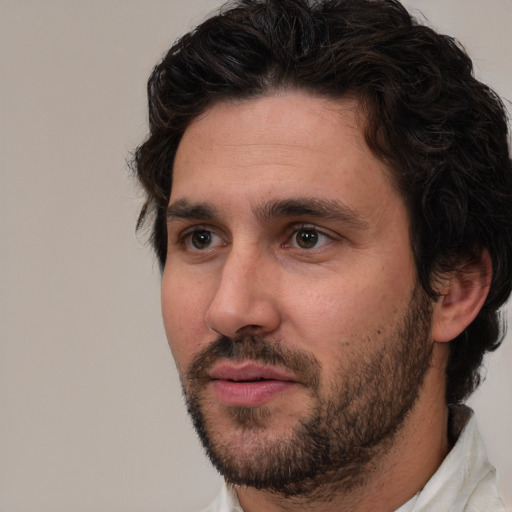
[201,406,506,512]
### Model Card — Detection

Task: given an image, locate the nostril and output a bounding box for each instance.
[236,324,264,334]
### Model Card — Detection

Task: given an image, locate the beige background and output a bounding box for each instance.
[1,1,510,510]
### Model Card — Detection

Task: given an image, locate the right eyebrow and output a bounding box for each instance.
[166,199,220,222]
[256,197,370,230]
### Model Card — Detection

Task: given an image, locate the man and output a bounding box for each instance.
[133,0,512,510]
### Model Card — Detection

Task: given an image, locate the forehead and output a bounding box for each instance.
[171,91,401,217]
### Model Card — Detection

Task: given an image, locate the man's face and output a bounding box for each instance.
[162,92,435,494]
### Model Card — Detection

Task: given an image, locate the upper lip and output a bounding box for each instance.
[208,361,297,382]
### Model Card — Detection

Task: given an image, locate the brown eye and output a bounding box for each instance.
[288,226,333,250]
[189,230,214,250]
[295,228,319,249]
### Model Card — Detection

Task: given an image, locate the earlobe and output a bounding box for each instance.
[431,251,492,343]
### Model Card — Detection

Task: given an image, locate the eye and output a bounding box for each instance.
[288,226,332,249]
[184,229,224,250]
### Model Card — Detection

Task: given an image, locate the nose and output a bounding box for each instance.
[205,247,281,338]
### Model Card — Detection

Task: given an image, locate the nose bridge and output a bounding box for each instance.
[205,241,280,337]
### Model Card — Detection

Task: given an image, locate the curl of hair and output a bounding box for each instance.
[132,0,512,404]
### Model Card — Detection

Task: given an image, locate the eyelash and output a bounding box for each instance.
[176,223,337,252]
[178,225,226,251]
[284,224,335,250]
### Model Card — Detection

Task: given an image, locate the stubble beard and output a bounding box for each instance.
[181,286,434,499]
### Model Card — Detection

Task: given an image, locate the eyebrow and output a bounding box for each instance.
[166,199,219,222]
[166,197,369,230]
[257,198,369,230]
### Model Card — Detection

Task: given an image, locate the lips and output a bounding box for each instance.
[209,361,297,382]
[208,361,298,407]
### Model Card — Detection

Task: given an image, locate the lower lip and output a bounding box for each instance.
[211,379,296,407]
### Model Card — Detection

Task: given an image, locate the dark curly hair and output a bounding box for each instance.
[133,0,512,404]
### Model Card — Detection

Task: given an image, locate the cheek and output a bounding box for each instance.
[282,261,415,359]
[161,267,211,370]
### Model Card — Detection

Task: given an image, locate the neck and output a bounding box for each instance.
[235,361,450,512]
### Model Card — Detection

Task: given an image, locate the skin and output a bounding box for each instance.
[161,91,487,512]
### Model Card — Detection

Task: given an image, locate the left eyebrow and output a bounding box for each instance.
[256,198,369,230]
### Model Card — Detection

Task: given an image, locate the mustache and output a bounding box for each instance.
[186,334,321,390]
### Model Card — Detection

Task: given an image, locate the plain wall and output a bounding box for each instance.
[1,1,510,510]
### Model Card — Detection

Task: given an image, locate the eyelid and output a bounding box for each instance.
[169,221,340,252]
[178,223,207,238]
[289,222,338,237]
[284,223,339,249]
[178,224,228,251]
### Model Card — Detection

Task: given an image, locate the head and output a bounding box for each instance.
[133,0,512,497]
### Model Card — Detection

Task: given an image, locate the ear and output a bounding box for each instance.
[431,251,492,343]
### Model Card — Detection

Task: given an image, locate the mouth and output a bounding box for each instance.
[207,361,299,407]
